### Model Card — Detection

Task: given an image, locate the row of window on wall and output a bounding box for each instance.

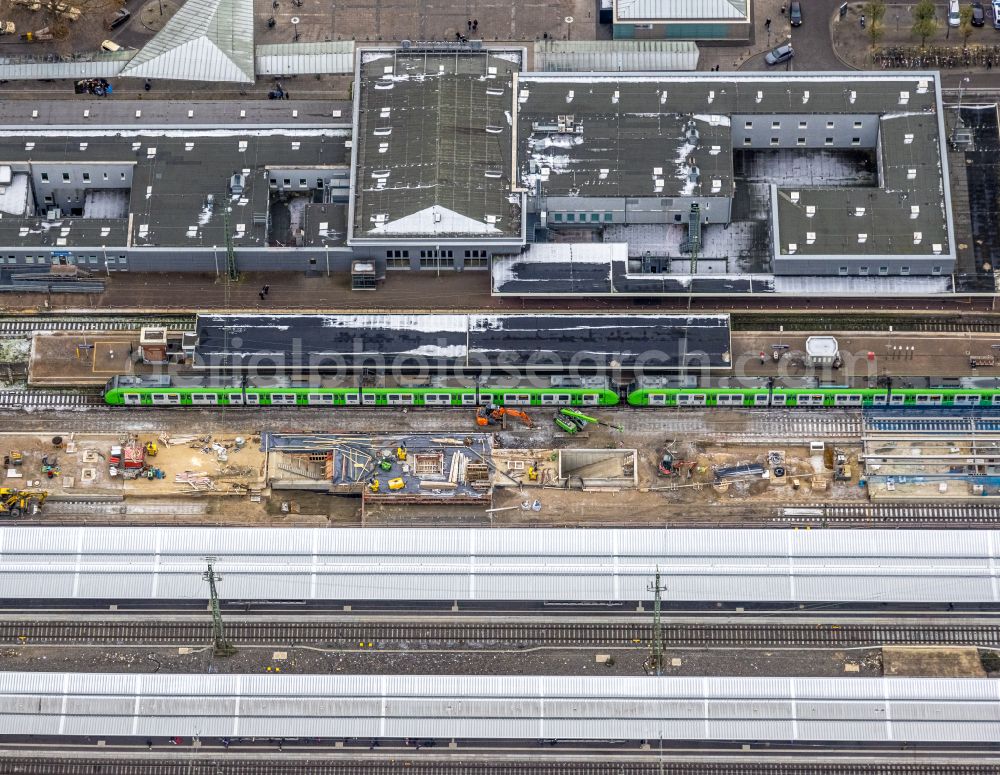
[385,250,489,259]
[270,178,325,188]
[552,213,614,223]
[837,266,940,276]
[39,172,126,183]
[745,120,865,131]
[0,255,125,264]
[746,137,862,147]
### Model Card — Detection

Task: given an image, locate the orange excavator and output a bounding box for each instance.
[476,405,533,428]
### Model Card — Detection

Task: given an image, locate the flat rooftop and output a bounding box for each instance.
[775,112,950,258]
[0,128,350,249]
[351,49,523,242]
[194,313,732,370]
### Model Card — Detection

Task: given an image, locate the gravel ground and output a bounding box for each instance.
[0,645,883,677]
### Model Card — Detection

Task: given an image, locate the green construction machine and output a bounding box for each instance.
[552,408,624,434]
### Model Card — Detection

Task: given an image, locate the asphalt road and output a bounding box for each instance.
[741,0,855,71]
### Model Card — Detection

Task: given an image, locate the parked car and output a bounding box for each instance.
[972,0,985,25]
[993,0,1000,28]
[949,0,961,26]
[789,0,803,26]
[764,43,794,65]
[104,7,130,30]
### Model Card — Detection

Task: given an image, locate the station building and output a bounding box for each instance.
[0,45,961,297]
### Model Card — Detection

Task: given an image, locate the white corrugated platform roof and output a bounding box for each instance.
[121,0,254,83]
[615,0,748,21]
[534,41,699,72]
[0,673,997,742]
[1,527,998,604]
[0,52,134,80]
[255,41,354,75]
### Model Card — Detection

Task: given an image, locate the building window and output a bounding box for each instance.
[464,256,488,268]
[603,213,613,222]
[298,178,306,187]
[386,257,409,269]
[62,172,70,182]
[851,137,861,145]
[900,266,910,275]
[465,250,486,258]
[316,178,324,188]
[744,120,753,129]
[25,256,34,264]
[824,137,834,145]
[770,137,779,146]
[120,172,126,180]
[82,172,90,183]
[743,138,752,146]
[859,266,869,276]
[838,266,848,276]
[771,120,780,129]
[878,266,889,275]
[103,172,109,181]
[386,250,409,258]
[826,121,835,129]
[43,195,53,204]
[590,213,600,222]
[932,265,942,275]
[283,178,290,187]
[553,213,562,222]
[853,121,863,129]
[796,137,806,146]
[40,173,48,183]
[566,213,575,222]
[798,121,807,129]
[577,213,586,222]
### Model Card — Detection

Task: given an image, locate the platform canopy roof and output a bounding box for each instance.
[121,0,255,84]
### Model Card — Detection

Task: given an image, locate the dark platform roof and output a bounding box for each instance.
[195,313,732,371]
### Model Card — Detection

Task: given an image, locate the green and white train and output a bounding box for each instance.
[104,375,1000,408]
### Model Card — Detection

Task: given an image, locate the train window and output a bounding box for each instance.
[889,394,905,405]
[271,394,297,405]
[386,394,415,405]
[541,394,573,405]
[915,394,943,405]
[770,394,787,406]
[191,393,219,404]
[581,394,600,405]
[872,395,887,405]
[753,394,769,405]
[717,393,744,405]
[478,393,494,405]
[123,393,142,405]
[151,393,180,405]
[362,394,377,405]
[993,395,1000,406]
[504,394,531,405]
[954,394,981,405]
[799,394,823,406]
[307,394,335,405]
[677,394,706,406]
[541,395,559,405]
[647,394,667,405]
[461,394,479,405]
[227,393,245,405]
[345,394,361,405]
[244,394,261,405]
[834,394,862,405]
[424,394,452,405]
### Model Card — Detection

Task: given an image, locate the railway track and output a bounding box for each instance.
[2,620,997,648]
[0,315,195,336]
[0,755,995,775]
[0,390,104,409]
[777,502,1000,526]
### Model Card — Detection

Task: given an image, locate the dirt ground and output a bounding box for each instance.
[0,643,885,678]
[882,646,987,677]
[30,331,142,386]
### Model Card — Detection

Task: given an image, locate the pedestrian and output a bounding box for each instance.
[860,13,865,27]
[467,19,472,30]
[259,291,265,300]
[760,351,766,365]
[989,59,993,70]
[473,19,478,30]
[780,3,785,13]
[765,17,771,29]
[263,284,270,295]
